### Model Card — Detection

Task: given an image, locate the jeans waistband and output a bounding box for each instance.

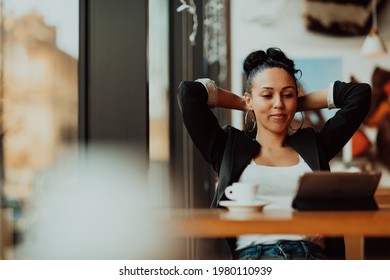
[234,240,327,260]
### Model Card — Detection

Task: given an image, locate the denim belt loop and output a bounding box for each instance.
[256,244,263,257]
[300,241,310,258]
[276,241,288,260]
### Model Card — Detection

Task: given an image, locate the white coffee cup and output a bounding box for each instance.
[224,182,259,204]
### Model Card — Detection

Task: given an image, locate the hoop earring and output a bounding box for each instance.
[245,110,256,132]
[289,111,304,131]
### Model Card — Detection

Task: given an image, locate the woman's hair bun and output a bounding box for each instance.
[243,47,300,79]
[243,50,266,77]
[243,47,301,93]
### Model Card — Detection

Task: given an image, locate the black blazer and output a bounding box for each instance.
[177,80,371,259]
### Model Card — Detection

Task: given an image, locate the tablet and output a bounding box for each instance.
[292,171,382,211]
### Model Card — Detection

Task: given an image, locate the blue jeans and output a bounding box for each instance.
[234,240,327,260]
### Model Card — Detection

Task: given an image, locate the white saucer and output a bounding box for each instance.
[219,200,268,213]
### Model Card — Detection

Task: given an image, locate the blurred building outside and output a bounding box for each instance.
[0,3,78,259]
[2,10,78,201]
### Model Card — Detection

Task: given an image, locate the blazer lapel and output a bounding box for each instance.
[287,128,321,171]
[230,134,260,183]
[212,128,259,207]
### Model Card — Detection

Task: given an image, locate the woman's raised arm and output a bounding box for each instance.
[297,87,329,112]
[196,78,247,111]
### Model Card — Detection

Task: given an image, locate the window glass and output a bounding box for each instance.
[149,0,169,162]
[1,0,78,200]
[148,0,170,205]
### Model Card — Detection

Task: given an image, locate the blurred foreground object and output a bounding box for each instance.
[14,143,173,259]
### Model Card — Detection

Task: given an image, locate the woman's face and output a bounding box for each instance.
[245,67,298,135]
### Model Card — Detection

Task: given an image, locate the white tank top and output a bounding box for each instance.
[236,155,324,250]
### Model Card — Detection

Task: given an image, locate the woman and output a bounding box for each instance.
[177,47,371,260]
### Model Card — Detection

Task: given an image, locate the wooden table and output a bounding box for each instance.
[0,208,14,260]
[167,208,390,237]
[165,207,390,260]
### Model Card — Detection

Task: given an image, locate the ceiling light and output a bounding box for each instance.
[361,0,388,58]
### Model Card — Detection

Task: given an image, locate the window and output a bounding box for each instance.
[148,0,170,206]
[1,0,78,202]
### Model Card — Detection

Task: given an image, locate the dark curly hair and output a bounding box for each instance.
[243,47,302,93]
